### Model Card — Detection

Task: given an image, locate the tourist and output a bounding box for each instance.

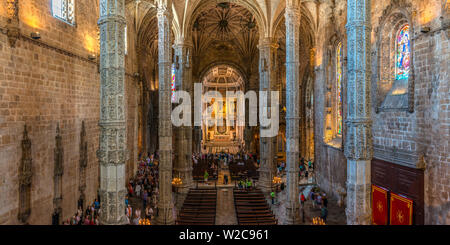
[143,190,148,208]
[94,199,100,210]
[321,205,328,222]
[135,208,141,220]
[128,181,134,197]
[310,189,316,208]
[145,206,150,219]
[135,183,142,198]
[322,194,328,208]
[132,214,140,225]
[84,215,90,225]
[204,170,209,183]
[126,204,133,219]
[300,192,306,206]
[148,206,154,220]
[270,191,275,204]
[316,193,323,207]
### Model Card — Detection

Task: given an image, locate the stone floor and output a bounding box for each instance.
[302,197,346,225]
[215,188,238,225]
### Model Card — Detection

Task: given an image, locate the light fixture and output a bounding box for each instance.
[172,177,183,187]
[421,26,431,33]
[88,54,96,60]
[30,32,40,40]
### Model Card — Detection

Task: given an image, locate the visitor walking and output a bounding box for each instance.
[271,191,275,204]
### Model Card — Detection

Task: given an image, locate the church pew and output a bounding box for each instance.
[233,188,277,225]
[176,188,217,225]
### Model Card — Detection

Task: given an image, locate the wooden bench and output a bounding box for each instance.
[233,188,277,226]
[176,188,217,225]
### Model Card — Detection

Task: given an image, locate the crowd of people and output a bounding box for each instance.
[59,150,319,225]
[299,158,314,180]
[192,152,257,167]
[193,151,258,183]
[125,153,160,225]
[275,157,314,179]
[62,199,101,225]
[237,178,254,190]
[300,187,329,222]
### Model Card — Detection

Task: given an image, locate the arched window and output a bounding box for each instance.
[376,10,414,113]
[52,0,75,25]
[395,24,410,80]
[324,39,345,146]
[336,42,343,137]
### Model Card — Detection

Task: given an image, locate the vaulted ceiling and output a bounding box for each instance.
[191,2,259,68]
[128,0,323,88]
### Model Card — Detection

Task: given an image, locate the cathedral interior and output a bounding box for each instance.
[0,0,448,226]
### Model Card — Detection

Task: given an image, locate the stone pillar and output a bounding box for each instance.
[78,121,88,210]
[258,38,279,193]
[344,0,373,225]
[285,0,301,225]
[53,124,64,223]
[173,42,194,193]
[97,0,128,225]
[18,125,32,224]
[154,0,175,225]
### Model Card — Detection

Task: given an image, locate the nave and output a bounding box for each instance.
[1,0,447,226]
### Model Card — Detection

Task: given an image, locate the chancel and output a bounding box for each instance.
[0,0,448,226]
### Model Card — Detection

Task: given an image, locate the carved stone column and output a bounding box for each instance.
[285,0,301,225]
[258,38,279,193]
[6,0,20,48]
[97,0,128,225]
[191,56,202,154]
[78,121,88,210]
[53,124,64,224]
[173,42,194,192]
[18,125,32,224]
[345,0,373,225]
[154,0,175,225]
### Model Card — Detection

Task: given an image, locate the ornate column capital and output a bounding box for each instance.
[286,0,302,9]
[156,0,173,19]
[258,37,279,50]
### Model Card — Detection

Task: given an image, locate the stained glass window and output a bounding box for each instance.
[396,25,410,80]
[336,42,343,137]
[52,0,75,25]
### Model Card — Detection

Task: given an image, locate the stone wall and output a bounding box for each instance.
[0,0,139,224]
[315,0,449,224]
[414,25,449,225]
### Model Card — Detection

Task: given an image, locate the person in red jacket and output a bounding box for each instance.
[300,193,306,206]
